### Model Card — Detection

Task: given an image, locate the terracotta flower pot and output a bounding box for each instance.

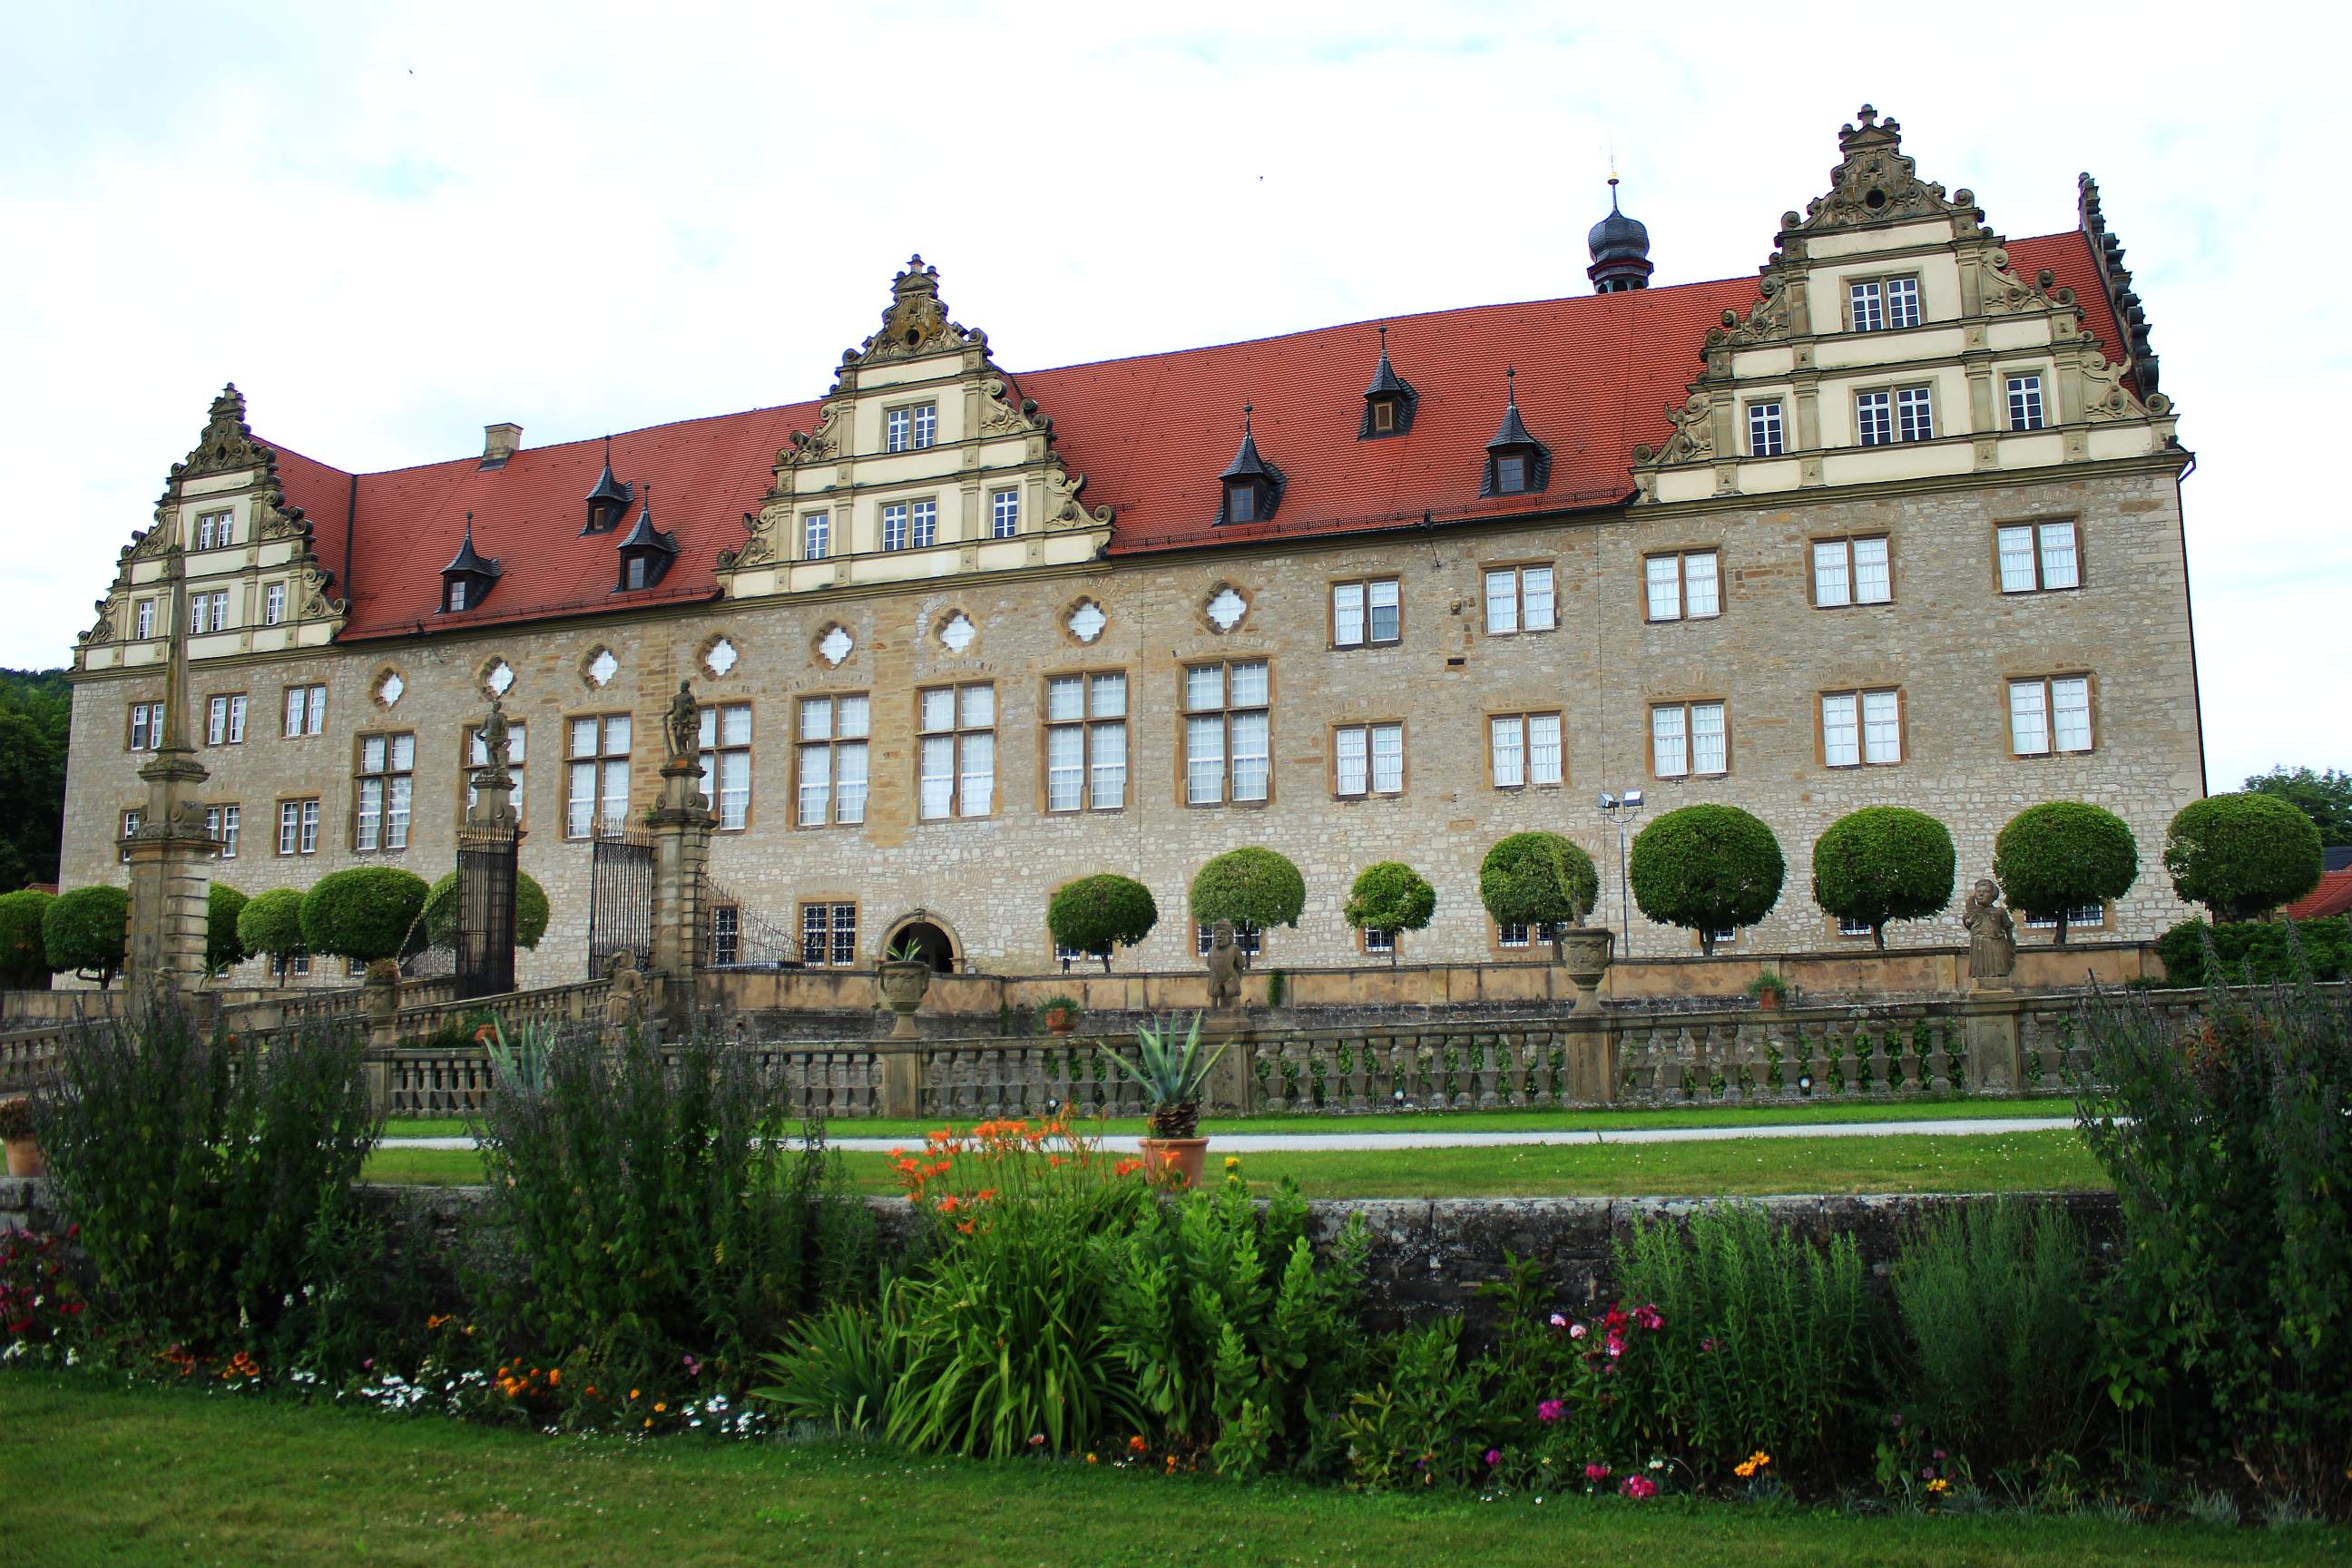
[1043,1007,1076,1036]
[1137,1137,1208,1191]
[5,1136,44,1180]
[1756,987,1783,1013]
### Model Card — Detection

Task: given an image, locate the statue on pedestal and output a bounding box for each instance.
[604,950,647,1035]
[664,680,700,765]
[1204,919,1246,1009]
[1962,878,2016,984]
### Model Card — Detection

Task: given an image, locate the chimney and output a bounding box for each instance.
[481,422,524,468]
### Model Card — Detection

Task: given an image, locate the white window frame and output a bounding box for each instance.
[134,599,154,640]
[796,693,871,828]
[2008,675,2094,757]
[1331,578,1401,649]
[991,488,1019,539]
[355,731,415,853]
[1812,536,1891,608]
[803,512,830,561]
[128,701,164,751]
[1482,564,1556,635]
[263,582,287,625]
[1996,521,2080,593]
[566,713,632,838]
[205,804,240,860]
[800,901,859,967]
[285,684,326,738]
[1820,688,1902,768]
[1896,385,1936,443]
[278,799,319,857]
[1644,550,1720,622]
[1856,388,1893,446]
[1651,700,1728,779]
[2005,374,2046,432]
[1489,711,1563,790]
[881,502,908,553]
[917,682,995,820]
[1183,661,1270,806]
[697,702,753,831]
[1044,671,1128,813]
[1747,400,1785,456]
[910,497,938,548]
[1333,721,1404,798]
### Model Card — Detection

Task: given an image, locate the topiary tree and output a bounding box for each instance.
[1343,861,1436,966]
[1046,873,1159,973]
[1810,806,1957,951]
[205,883,249,978]
[1477,832,1600,959]
[44,885,128,989]
[1993,800,2140,947]
[1190,848,1307,940]
[299,867,431,974]
[2162,792,2324,923]
[421,869,553,952]
[1628,805,1786,956]
[236,887,309,984]
[0,887,52,988]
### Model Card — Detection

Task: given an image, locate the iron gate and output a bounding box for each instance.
[698,876,804,968]
[587,825,654,980]
[455,821,518,999]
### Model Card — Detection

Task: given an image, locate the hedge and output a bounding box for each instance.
[2154,916,2352,987]
[1046,874,1159,971]
[1477,832,1599,936]
[299,867,431,965]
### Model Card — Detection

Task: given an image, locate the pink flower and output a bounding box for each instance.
[1632,1304,1663,1331]
[1932,1448,1946,1460]
[1621,1475,1659,1500]
[1700,1338,1718,1354]
[1605,1337,1623,1358]
[1584,1463,1611,1482]
[1549,1313,1569,1328]
[1536,1399,1564,1423]
[1485,1449,1501,1467]
[1568,1323,1587,1339]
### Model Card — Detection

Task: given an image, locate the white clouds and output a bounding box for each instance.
[5,0,2348,789]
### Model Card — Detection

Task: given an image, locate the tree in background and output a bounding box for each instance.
[2162,792,2324,923]
[205,884,249,977]
[1628,805,1787,956]
[299,867,430,977]
[0,669,69,888]
[1993,801,2140,946]
[2242,765,2352,848]
[1477,832,1600,959]
[1342,862,1436,966]
[1189,848,1307,940]
[43,885,128,989]
[236,887,309,983]
[1810,807,1957,951]
[0,887,53,987]
[422,870,553,952]
[1045,874,1159,972]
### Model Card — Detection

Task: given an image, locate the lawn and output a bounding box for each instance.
[363,1129,2110,1198]
[1,1377,2333,1568]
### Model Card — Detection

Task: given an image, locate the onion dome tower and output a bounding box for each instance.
[1587,176,1653,293]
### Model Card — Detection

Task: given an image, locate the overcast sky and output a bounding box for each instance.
[5,2,2345,790]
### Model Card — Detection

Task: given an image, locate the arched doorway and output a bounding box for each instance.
[887,917,958,974]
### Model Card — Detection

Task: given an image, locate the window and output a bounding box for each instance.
[1821,688,1903,767]
[1644,550,1720,622]
[120,809,141,864]
[1045,672,1127,812]
[565,714,632,837]
[1362,926,1396,956]
[1332,578,1401,648]
[1856,389,1893,446]
[2009,676,2094,756]
[697,702,752,830]
[1489,712,1563,789]
[2006,374,2045,432]
[1493,452,1529,494]
[1996,521,2080,593]
[1748,401,1785,456]
[709,905,740,966]
[886,404,936,453]
[195,510,232,549]
[991,489,1019,539]
[2024,902,2106,931]
[354,732,415,852]
[917,682,995,819]
[1369,399,1396,434]
[909,498,937,548]
[447,579,472,612]
[466,720,526,824]
[1886,276,1922,328]
[1333,721,1404,798]
[796,694,871,827]
[1226,483,1258,523]
[263,582,286,625]
[127,701,165,751]
[800,902,858,966]
[803,512,829,561]
[1813,536,1891,607]
[205,804,240,859]
[205,694,247,747]
[1651,701,1728,778]
[1483,565,1556,635]
[1704,926,1740,948]
[1849,275,1919,332]
[881,503,907,552]
[1184,660,1269,805]
[1836,915,1873,939]
[1496,920,1557,950]
[191,589,230,635]
[1196,924,1262,958]
[284,685,326,738]
[134,599,154,640]
[277,799,320,857]
[1896,386,1935,442]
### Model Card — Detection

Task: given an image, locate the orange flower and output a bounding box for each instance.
[547,1368,560,1386]
[653,1402,667,1414]
[1128,1435,1148,1455]
[956,1220,975,1235]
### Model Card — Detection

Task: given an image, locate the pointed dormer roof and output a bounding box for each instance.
[1364,328,1408,399]
[585,438,632,507]
[442,513,501,579]
[1220,406,1279,484]
[1360,325,1419,438]
[1486,368,1540,452]
[617,486,674,554]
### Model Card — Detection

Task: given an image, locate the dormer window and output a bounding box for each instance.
[1482,369,1550,497]
[1216,406,1285,525]
[438,514,501,614]
[1359,327,1418,439]
[613,487,678,593]
[583,439,633,534]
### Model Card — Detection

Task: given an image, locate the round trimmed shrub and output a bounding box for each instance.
[299,867,431,965]
[206,883,249,976]
[1810,807,1957,951]
[1994,801,2139,946]
[422,869,552,952]
[1190,848,1306,934]
[237,887,309,980]
[44,884,129,989]
[1478,832,1600,939]
[2162,792,2324,923]
[1629,805,1786,956]
[0,887,53,986]
[1046,873,1158,971]
[1343,861,1437,965]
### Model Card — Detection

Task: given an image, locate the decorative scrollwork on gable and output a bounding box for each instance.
[1640,396,1715,466]
[1791,106,1988,238]
[1041,454,1112,529]
[172,383,272,480]
[779,400,845,468]
[980,377,1043,436]
[77,601,115,647]
[1705,272,1795,354]
[847,254,978,366]
[2075,346,2168,422]
[1973,250,2079,318]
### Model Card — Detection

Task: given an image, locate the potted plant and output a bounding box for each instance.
[1102,1013,1226,1190]
[876,937,932,1040]
[0,1095,40,1180]
[1747,968,1794,1013]
[1038,994,1082,1036]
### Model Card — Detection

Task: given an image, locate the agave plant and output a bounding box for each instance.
[1102,1012,1226,1139]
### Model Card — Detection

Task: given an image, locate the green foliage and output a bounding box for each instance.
[1046,874,1159,971]
[1265,969,1287,1008]
[299,867,430,965]
[235,887,309,979]
[2244,764,2352,846]
[1809,807,1956,950]
[1102,1013,1227,1137]
[1190,847,1306,933]
[31,1001,380,1364]
[1343,862,1436,964]
[2068,971,2352,1509]
[1628,805,1787,956]
[0,668,69,887]
[2154,916,2352,987]
[1477,832,1599,935]
[1886,1200,2093,1469]
[1993,801,2138,946]
[0,887,53,985]
[754,1299,906,1436]
[205,883,248,976]
[1338,1322,1487,1490]
[421,869,552,951]
[2161,792,2324,922]
[43,885,128,988]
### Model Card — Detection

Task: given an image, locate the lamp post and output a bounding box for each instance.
[1597,789,1646,954]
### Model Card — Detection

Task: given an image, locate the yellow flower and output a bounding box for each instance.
[1927,1478,1949,1494]
[1223,1155,1240,1170]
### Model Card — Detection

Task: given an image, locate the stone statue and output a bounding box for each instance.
[1204,918,1246,1009]
[1962,878,2016,983]
[478,696,511,775]
[603,949,647,1034]
[664,680,699,764]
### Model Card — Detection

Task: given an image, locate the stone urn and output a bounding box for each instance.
[876,960,932,1040]
[1555,926,1615,1013]
[1136,1135,1209,1191]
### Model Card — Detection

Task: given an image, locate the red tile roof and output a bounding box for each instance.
[2284,867,2352,923]
[268,230,2127,642]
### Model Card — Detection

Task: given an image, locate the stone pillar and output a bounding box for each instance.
[458,698,523,1000]
[647,681,716,1030]
[1963,987,2021,1093]
[122,548,218,1002]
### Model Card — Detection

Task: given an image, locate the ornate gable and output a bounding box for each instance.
[1787,105,1988,239]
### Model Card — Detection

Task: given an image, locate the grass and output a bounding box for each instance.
[3,1377,2337,1568]
[363,1129,2110,1198]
